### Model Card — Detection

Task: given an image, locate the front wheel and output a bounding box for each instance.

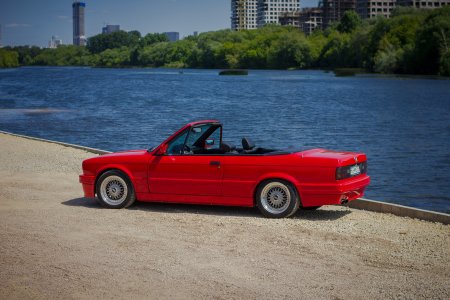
[256,180,299,218]
[96,170,136,208]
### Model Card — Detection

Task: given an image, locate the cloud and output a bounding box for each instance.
[5,23,31,28]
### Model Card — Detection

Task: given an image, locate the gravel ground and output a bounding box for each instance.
[0,132,449,299]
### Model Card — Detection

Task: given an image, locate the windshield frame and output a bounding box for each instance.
[165,123,222,155]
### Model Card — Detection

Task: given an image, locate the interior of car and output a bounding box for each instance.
[166,123,287,156]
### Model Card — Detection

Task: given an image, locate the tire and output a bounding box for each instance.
[256,179,300,218]
[301,206,322,210]
[96,170,136,209]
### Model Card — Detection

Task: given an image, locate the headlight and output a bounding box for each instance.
[336,161,367,180]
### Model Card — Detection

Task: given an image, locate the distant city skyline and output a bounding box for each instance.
[0,0,319,47]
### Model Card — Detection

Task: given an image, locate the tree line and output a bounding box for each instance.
[1,6,449,75]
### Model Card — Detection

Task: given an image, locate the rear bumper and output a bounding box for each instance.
[79,175,96,198]
[298,175,370,207]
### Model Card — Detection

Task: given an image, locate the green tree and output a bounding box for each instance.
[0,49,19,67]
[87,30,142,54]
[337,11,362,33]
[439,51,450,76]
[318,31,352,68]
[138,42,171,67]
[267,32,312,69]
[140,33,168,47]
[374,38,403,73]
[414,6,450,74]
[96,47,131,67]
[33,45,90,66]
[4,45,42,65]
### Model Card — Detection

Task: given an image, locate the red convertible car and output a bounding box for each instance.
[80,120,370,218]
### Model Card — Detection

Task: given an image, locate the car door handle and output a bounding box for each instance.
[210,161,221,166]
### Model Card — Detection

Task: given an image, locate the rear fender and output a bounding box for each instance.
[254,172,303,204]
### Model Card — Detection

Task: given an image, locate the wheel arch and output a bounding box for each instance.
[253,173,303,207]
[94,165,135,196]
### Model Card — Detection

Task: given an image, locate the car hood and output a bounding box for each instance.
[99,149,149,158]
[82,149,148,167]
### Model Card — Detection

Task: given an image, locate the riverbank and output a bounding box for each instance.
[0,132,449,299]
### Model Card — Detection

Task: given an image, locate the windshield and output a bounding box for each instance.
[166,123,221,155]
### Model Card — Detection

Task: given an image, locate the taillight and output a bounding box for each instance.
[336,161,367,180]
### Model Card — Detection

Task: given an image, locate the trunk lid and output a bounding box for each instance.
[298,148,367,167]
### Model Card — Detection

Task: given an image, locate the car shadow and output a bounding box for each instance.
[62,198,351,221]
[62,197,102,209]
[130,201,260,218]
[292,208,352,221]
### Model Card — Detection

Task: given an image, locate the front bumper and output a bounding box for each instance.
[298,175,370,207]
[79,175,96,198]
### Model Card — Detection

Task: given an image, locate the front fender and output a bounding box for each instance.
[96,164,148,194]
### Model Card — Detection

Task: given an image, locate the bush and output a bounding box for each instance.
[0,49,19,68]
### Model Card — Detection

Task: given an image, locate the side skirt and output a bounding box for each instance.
[136,193,254,207]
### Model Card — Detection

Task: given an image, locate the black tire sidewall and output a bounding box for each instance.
[256,179,299,218]
[96,170,135,209]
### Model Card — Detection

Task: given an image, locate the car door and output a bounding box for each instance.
[147,124,223,202]
[148,155,222,197]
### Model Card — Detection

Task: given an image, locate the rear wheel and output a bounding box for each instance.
[96,170,135,208]
[256,180,299,218]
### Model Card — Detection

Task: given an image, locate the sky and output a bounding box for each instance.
[0,0,318,47]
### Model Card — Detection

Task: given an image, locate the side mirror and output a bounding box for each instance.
[155,144,168,155]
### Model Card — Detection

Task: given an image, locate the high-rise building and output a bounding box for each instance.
[279,10,301,27]
[231,0,259,30]
[356,0,449,19]
[299,8,323,35]
[321,0,356,29]
[396,0,449,9]
[356,0,396,19]
[257,0,301,27]
[73,1,86,46]
[279,8,323,35]
[164,32,180,42]
[231,0,301,30]
[48,36,63,48]
[102,25,120,34]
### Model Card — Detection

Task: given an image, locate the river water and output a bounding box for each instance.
[1,67,449,213]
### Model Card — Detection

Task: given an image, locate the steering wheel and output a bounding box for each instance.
[182,144,193,154]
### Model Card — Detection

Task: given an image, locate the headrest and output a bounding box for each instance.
[242,137,255,150]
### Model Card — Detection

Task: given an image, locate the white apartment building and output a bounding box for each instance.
[231,0,259,30]
[357,0,449,19]
[232,0,301,30]
[48,36,63,49]
[397,0,450,9]
[257,0,301,27]
[356,0,396,18]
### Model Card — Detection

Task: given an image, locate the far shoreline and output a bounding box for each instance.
[3,65,450,80]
